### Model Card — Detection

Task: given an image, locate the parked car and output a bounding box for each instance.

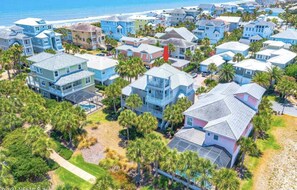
[191,72,198,78]
[96,53,106,56]
[202,72,209,77]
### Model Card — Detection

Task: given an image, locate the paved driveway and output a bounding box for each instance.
[193,74,207,91]
[272,101,297,117]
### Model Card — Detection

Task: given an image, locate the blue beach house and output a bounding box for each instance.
[265,8,285,17]
[14,18,64,53]
[198,4,215,15]
[75,54,119,85]
[193,19,226,44]
[270,29,297,45]
[101,16,135,41]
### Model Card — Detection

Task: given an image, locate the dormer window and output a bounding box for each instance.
[35,27,40,31]
[54,71,59,77]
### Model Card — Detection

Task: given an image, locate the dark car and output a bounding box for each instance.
[202,72,209,77]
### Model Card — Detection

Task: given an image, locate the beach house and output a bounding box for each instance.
[255,47,296,69]
[121,64,195,124]
[159,38,196,59]
[198,4,216,15]
[0,26,34,56]
[27,52,95,100]
[233,59,271,84]
[221,4,238,13]
[216,16,242,32]
[265,8,285,16]
[200,55,226,72]
[169,82,266,167]
[155,27,198,43]
[14,18,64,53]
[216,41,250,57]
[270,29,297,45]
[241,19,275,44]
[74,54,118,85]
[167,8,200,25]
[194,19,226,44]
[101,16,135,41]
[116,36,164,67]
[67,23,106,50]
[129,15,157,32]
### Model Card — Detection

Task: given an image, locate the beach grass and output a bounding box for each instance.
[69,154,107,178]
[240,116,285,190]
[87,109,109,124]
[55,167,93,189]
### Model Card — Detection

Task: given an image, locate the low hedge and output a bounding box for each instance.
[53,140,73,160]
[183,64,196,73]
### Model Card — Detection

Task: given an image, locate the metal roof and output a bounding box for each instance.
[33,53,88,71]
[55,70,94,86]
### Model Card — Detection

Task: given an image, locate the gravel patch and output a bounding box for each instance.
[81,143,105,164]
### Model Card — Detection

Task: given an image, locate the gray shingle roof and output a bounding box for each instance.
[163,27,198,42]
[196,19,225,27]
[271,29,297,40]
[32,53,88,71]
[27,52,55,63]
[55,70,94,86]
[235,83,266,100]
[170,8,186,14]
[184,82,263,140]
[0,28,28,40]
[102,15,133,22]
[199,4,215,9]
[160,38,195,48]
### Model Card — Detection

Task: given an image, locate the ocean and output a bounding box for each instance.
[1,0,235,26]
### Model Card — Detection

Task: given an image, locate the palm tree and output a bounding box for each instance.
[147,139,167,177]
[104,83,122,113]
[191,49,204,71]
[212,168,240,190]
[160,149,179,185]
[64,43,72,53]
[201,38,210,47]
[208,63,218,80]
[184,49,192,60]
[125,94,143,112]
[163,104,183,130]
[267,66,283,88]
[115,60,129,79]
[118,109,137,141]
[252,72,270,89]
[177,151,199,190]
[127,138,146,185]
[92,175,115,190]
[21,103,49,127]
[130,57,146,80]
[196,159,214,190]
[153,57,166,67]
[136,112,158,134]
[252,115,269,140]
[0,113,23,132]
[168,43,176,55]
[219,63,235,83]
[176,97,192,111]
[0,50,13,80]
[232,53,244,63]
[237,137,258,171]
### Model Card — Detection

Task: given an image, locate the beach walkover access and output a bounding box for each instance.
[50,151,96,184]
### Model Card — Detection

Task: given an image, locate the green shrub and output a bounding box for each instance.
[95,84,106,91]
[47,158,60,170]
[59,148,73,160]
[183,64,196,73]
[14,180,51,189]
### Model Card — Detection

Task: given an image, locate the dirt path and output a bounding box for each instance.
[253,115,297,190]
[48,171,61,190]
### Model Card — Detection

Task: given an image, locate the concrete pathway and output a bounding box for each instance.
[50,151,96,184]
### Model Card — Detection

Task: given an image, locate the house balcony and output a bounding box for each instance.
[146,94,173,107]
[147,79,170,89]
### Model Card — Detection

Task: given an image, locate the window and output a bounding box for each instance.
[78,64,82,70]
[214,135,219,140]
[35,27,40,31]
[66,68,70,73]
[208,133,210,136]
[54,71,59,77]
[86,77,91,83]
[187,117,193,126]
[41,80,46,87]
[102,71,106,75]
[48,25,52,29]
